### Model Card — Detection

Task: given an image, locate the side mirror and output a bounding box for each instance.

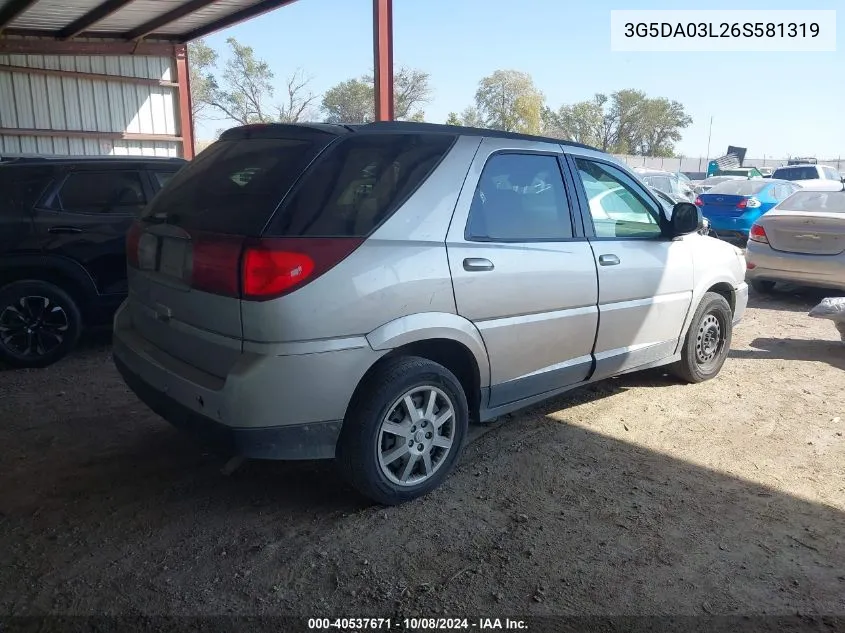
[671,202,702,236]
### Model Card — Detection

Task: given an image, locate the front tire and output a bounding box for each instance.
[672,292,733,384]
[0,280,82,368]
[337,356,469,505]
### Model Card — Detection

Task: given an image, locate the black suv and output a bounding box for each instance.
[0,156,186,367]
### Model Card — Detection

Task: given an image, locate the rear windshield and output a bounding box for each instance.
[779,191,845,213]
[707,180,769,195]
[141,137,330,235]
[265,133,456,237]
[772,166,818,181]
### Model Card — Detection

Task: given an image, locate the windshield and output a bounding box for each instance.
[778,191,845,213]
[772,166,818,181]
[706,180,769,196]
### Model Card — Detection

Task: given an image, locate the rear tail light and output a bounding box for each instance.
[241,237,363,300]
[190,232,245,297]
[738,197,761,209]
[749,223,769,244]
[126,221,143,268]
[694,196,704,207]
[129,228,363,300]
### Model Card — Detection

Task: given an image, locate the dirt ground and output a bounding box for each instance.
[1,287,844,620]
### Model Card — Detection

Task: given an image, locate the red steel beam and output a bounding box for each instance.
[372,0,394,122]
[175,48,195,160]
[0,37,185,57]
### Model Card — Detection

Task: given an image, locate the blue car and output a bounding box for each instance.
[694,179,800,243]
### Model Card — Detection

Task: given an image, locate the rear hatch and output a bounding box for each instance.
[125,125,343,377]
[125,124,458,378]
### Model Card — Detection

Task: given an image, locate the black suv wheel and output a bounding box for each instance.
[0,280,82,368]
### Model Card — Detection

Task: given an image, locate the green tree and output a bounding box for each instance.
[321,78,374,124]
[549,90,691,156]
[187,39,218,124]
[633,97,692,156]
[445,112,462,126]
[191,38,316,126]
[322,66,433,123]
[473,70,544,134]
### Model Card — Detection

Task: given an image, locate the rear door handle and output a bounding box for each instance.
[48,226,84,234]
[598,254,620,266]
[463,257,494,272]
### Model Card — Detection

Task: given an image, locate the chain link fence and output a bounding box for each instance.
[613,154,843,173]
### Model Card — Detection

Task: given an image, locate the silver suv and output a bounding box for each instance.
[113,122,748,504]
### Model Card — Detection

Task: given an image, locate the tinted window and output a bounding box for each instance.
[779,191,845,213]
[55,171,146,214]
[0,167,52,214]
[152,171,177,189]
[575,159,661,239]
[707,180,769,195]
[466,153,574,241]
[267,133,455,237]
[143,137,330,235]
[772,166,818,181]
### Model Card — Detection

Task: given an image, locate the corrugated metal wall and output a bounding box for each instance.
[0,42,180,157]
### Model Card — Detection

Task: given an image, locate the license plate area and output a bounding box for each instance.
[159,237,189,279]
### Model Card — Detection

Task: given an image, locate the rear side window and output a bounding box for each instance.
[143,137,330,235]
[266,133,455,237]
[152,171,177,189]
[0,167,52,214]
[466,153,574,241]
[55,170,146,215]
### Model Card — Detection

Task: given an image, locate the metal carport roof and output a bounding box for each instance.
[0,0,302,43]
[0,0,395,157]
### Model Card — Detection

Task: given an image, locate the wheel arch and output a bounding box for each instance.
[674,275,738,355]
[0,254,98,319]
[360,313,491,422]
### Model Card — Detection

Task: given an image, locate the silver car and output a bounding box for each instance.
[746,189,845,292]
[113,122,748,504]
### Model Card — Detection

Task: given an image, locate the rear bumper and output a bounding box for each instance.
[746,244,845,291]
[112,300,386,460]
[115,355,341,460]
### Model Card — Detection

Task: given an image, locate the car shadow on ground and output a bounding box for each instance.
[730,337,845,371]
[3,357,844,617]
[749,285,845,314]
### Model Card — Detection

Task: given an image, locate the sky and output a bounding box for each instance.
[197,0,844,159]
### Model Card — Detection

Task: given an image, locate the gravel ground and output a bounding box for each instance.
[1,287,844,620]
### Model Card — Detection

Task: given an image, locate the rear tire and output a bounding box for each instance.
[337,356,469,505]
[751,279,776,294]
[0,280,82,368]
[672,292,733,384]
